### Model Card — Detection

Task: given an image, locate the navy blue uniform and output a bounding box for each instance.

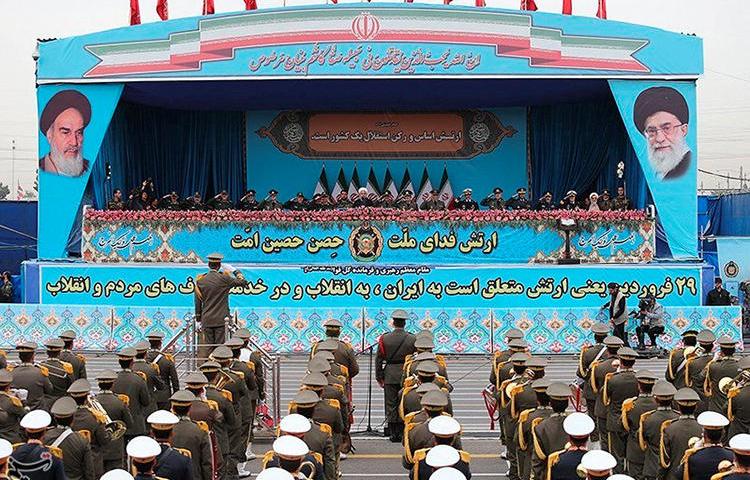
[548,449,587,480]
[680,445,734,480]
[9,443,67,480]
[155,444,192,480]
[414,458,471,480]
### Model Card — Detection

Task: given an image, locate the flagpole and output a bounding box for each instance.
[11,138,15,196]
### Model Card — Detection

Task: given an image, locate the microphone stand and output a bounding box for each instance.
[350,343,377,435]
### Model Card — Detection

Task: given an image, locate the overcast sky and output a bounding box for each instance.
[1,0,748,192]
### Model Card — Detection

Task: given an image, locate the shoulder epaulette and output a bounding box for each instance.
[76,353,86,364]
[546,449,564,480]
[459,449,471,463]
[152,363,161,375]
[621,397,636,431]
[5,394,22,408]
[261,450,276,468]
[246,361,256,371]
[412,447,429,463]
[77,429,92,443]
[174,447,192,458]
[206,399,219,411]
[325,398,340,410]
[117,393,130,406]
[61,361,74,375]
[38,365,49,377]
[659,419,676,468]
[638,410,655,451]
[340,365,349,377]
[710,472,734,480]
[11,442,23,450]
[135,371,147,382]
[230,369,245,380]
[220,389,233,402]
[288,401,297,414]
[196,420,210,433]
[318,423,332,436]
[312,451,323,465]
[48,445,63,459]
[404,411,419,425]
[86,406,107,424]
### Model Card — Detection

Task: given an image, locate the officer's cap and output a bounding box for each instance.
[653,380,678,398]
[50,396,77,417]
[416,329,434,339]
[59,330,77,340]
[0,370,12,385]
[428,416,461,437]
[279,414,312,434]
[67,378,92,396]
[316,339,339,352]
[508,339,528,350]
[697,330,716,344]
[617,347,638,360]
[234,328,251,340]
[170,390,197,405]
[563,412,595,437]
[579,449,617,474]
[391,310,409,321]
[415,337,435,350]
[293,389,320,406]
[606,475,634,480]
[312,351,335,363]
[16,341,37,352]
[635,370,658,383]
[0,439,12,460]
[101,469,135,480]
[307,357,331,373]
[20,410,52,431]
[517,188,526,194]
[429,468,467,480]
[531,378,552,392]
[591,323,610,335]
[256,468,294,480]
[126,435,161,460]
[425,444,460,468]
[134,341,149,353]
[729,434,750,455]
[147,410,179,429]
[697,411,729,429]
[323,318,343,328]
[682,329,699,338]
[718,336,736,348]
[526,357,548,369]
[414,352,437,363]
[225,337,244,349]
[565,190,577,198]
[416,383,439,395]
[44,338,65,350]
[493,187,503,194]
[416,361,439,375]
[146,331,165,340]
[97,369,118,382]
[509,352,530,365]
[505,328,524,340]
[604,336,624,348]
[546,382,571,400]
[421,390,449,409]
[210,346,233,361]
[272,435,309,458]
[674,387,700,404]
[207,253,223,262]
[118,347,137,359]
[301,372,328,388]
[199,361,221,372]
[185,372,209,386]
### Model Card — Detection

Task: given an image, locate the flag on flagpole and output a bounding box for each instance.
[475,0,486,6]
[416,167,433,209]
[130,0,141,25]
[203,0,215,15]
[562,0,572,15]
[399,169,415,198]
[366,167,381,196]
[331,167,347,200]
[156,0,168,20]
[347,167,361,200]
[16,181,24,200]
[244,0,258,9]
[313,166,330,197]
[596,0,607,19]
[437,166,454,208]
[383,168,399,199]
[520,0,538,10]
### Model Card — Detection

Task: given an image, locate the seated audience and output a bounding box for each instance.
[158,192,182,211]
[353,187,374,208]
[597,189,613,210]
[182,191,204,211]
[208,190,233,210]
[587,192,601,211]
[396,190,418,211]
[285,192,309,211]
[612,186,632,211]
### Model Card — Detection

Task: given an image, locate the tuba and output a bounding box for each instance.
[719,370,750,396]
[87,397,127,440]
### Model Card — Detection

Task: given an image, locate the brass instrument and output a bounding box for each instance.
[298,460,317,480]
[213,369,234,391]
[87,397,127,440]
[37,361,70,380]
[719,370,750,396]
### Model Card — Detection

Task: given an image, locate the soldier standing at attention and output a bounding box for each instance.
[40,338,73,408]
[311,319,359,382]
[603,347,639,473]
[145,332,180,411]
[589,336,624,451]
[47,396,95,480]
[516,378,553,480]
[95,369,133,472]
[640,381,679,480]
[728,357,750,437]
[8,410,66,480]
[679,411,733,480]
[0,370,24,443]
[705,336,741,416]
[665,329,698,388]
[169,389,214,480]
[234,327,267,460]
[126,435,168,480]
[113,347,152,443]
[10,342,53,410]
[660,388,703,480]
[376,309,416,443]
[59,330,87,380]
[621,369,658,479]
[545,412,596,480]
[67,378,112,478]
[146,410,193,480]
[577,323,611,441]
[530,382,572,480]
[195,253,249,360]
[686,330,718,414]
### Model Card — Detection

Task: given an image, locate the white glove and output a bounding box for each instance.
[222,263,237,274]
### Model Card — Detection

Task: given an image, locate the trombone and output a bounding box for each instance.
[87,396,127,440]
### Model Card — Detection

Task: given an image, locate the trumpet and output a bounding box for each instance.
[87,397,127,440]
[719,370,750,396]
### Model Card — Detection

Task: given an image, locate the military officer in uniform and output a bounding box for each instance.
[640,381,679,480]
[59,330,87,379]
[169,390,213,480]
[311,319,359,381]
[660,387,703,480]
[718,434,750,480]
[40,338,73,408]
[622,369,658,479]
[545,412,596,480]
[68,378,111,478]
[107,189,126,210]
[402,391,459,471]
[530,382,571,480]
[453,188,479,211]
[577,323,611,440]
[480,187,505,210]
[279,413,336,480]
[666,329,699,388]
[47,396,95,480]
[198,361,240,479]
[195,253,249,360]
[230,328,266,461]
[578,449,617,479]
[613,185,633,211]
[237,190,259,211]
[95,369,133,472]
[259,189,283,210]
[517,378,553,480]
[489,329,524,397]
[679,411,733,480]
[705,336,741,416]
[147,410,193,480]
[181,377,223,479]
[506,357,546,480]
[420,189,445,211]
[0,370,24,443]
[413,444,471,480]
[10,341,53,410]
[289,390,338,479]
[728,357,750,437]
[376,309,417,442]
[603,347,639,473]
[590,336,624,451]
[505,188,531,210]
[686,330,719,414]
[145,332,180,410]
[401,381,441,422]
[262,435,323,480]
[126,435,168,480]
[395,190,418,211]
[8,410,66,480]
[409,417,466,479]
[133,341,164,416]
[225,337,259,461]
[113,347,151,442]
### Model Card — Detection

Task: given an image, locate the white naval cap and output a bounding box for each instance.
[126,436,162,460]
[256,468,295,480]
[100,469,135,480]
[697,411,730,429]
[428,416,461,437]
[729,434,750,455]
[0,439,12,459]
[429,467,467,480]
[608,475,636,480]
[579,450,617,474]
[146,410,180,427]
[272,435,309,458]
[279,414,312,434]
[425,445,460,468]
[20,410,52,431]
[563,412,596,437]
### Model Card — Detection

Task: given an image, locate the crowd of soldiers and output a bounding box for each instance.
[106,181,635,213]
[486,325,750,480]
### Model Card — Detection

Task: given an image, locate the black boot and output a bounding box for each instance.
[389,423,402,443]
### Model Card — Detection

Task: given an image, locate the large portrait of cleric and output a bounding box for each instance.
[633,86,691,181]
[39,90,91,177]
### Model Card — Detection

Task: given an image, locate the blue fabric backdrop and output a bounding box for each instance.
[703,193,750,236]
[91,103,245,208]
[530,100,647,208]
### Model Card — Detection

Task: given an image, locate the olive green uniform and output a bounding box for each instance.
[45,426,95,480]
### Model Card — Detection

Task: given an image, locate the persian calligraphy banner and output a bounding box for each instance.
[38,262,701,308]
[81,217,655,264]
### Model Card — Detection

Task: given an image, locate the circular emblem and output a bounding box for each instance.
[349,223,384,262]
[351,12,381,41]
[724,261,739,278]
[283,122,304,143]
[469,122,490,143]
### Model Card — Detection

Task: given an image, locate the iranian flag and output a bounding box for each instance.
[562,0,572,15]
[203,0,214,15]
[520,0,538,10]
[383,168,399,199]
[366,167,381,196]
[130,0,141,25]
[331,167,347,200]
[313,166,330,197]
[596,0,607,19]
[347,167,361,200]
[245,0,258,9]
[399,169,415,198]
[416,167,433,209]
[156,0,168,20]
[437,166,455,209]
[16,181,24,200]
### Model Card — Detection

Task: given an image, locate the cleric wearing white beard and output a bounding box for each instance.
[39,90,91,178]
[633,86,692,181]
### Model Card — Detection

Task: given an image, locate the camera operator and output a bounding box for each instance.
[634,294,664,350]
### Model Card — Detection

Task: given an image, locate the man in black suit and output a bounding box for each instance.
[706,277,732,306]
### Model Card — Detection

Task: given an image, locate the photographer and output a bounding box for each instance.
[634,294,665,350]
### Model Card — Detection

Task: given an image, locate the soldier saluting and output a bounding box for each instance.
[194,253,249,360]
[376,310,416,443]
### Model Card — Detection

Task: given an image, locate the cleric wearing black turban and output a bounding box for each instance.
[39,90,91,177]
[633,86,691,181]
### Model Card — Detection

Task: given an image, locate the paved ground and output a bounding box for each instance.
[69,351,670,479]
